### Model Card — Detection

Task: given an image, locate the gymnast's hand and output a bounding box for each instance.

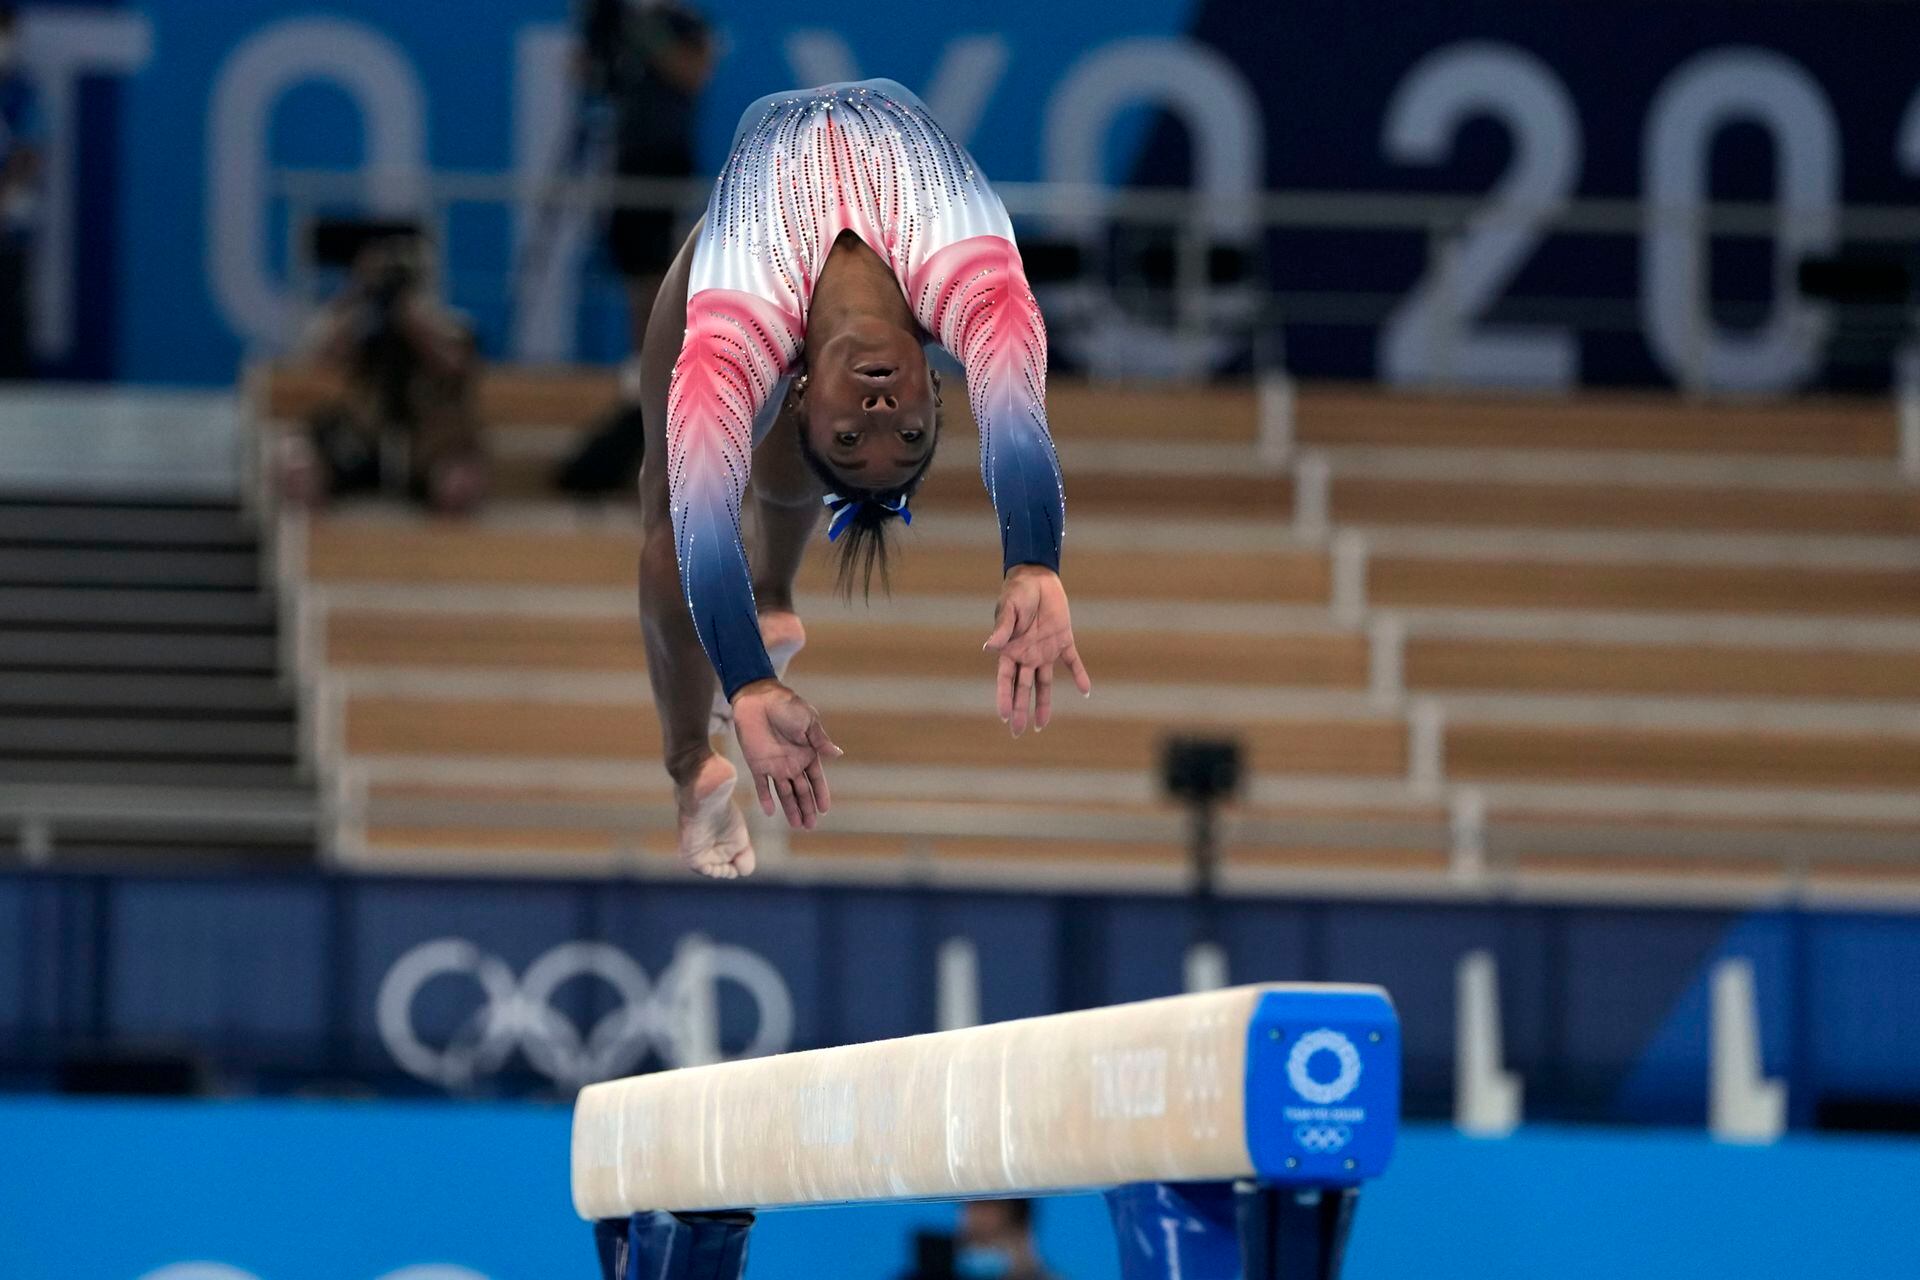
[985,565,1093,737]
[729,679,843,830]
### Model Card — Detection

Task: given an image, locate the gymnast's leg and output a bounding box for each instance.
[595,1210,753,1280]
[636,236,757,877]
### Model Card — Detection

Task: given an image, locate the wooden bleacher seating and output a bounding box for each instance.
[250,362,1920,894]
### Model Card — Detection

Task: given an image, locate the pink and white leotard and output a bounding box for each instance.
[666,78,1064,697]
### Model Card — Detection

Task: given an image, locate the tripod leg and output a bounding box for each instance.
[1234,1183,1359,1280]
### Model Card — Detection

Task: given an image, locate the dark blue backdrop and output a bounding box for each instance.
[3,868,1916,1129]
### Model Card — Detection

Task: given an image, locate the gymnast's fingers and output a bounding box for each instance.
[1063,644,1092,697]
[805,755,832,815]
[789,771,820,830]
[1034,663,1054,731]
[984,598,1018,652]
[774,774,804,829]
[806,719,845,759]
[1011,662,1037,737]
[752,768,777,818]
[996,654,1017,724]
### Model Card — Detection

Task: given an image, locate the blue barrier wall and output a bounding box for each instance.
[14,0,1920,385]
[2,1098,1916,1279]
[4,869,1918,1127]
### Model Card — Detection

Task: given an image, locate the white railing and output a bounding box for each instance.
[0,784,317,866]
[272,167,1920,392]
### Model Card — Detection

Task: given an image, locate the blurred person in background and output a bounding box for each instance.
[898,1200,1061,1280]
[556,0,714,495]
[280,227,487,513]
[0,3,42,379]
[954,1200,1059,1280]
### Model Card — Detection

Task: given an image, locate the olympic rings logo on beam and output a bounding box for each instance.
[375,938,795,1092]
[141,1267,490,1280]
[1293,1124,1352,1153]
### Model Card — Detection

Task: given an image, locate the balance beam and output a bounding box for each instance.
[573,983,1399,1280]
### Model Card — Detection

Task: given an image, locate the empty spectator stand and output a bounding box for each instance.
[247,363,1920,904]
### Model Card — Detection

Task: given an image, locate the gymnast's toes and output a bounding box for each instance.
[677,756,757,878]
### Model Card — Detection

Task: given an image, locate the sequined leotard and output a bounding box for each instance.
[667,79,1065,698]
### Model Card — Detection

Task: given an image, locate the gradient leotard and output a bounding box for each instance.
[666,79,1065,697]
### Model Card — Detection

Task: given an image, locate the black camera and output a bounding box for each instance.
[1161,737,1242,804]
[310,218,431,416]
[310,217,425,273]
[310,218,425,333]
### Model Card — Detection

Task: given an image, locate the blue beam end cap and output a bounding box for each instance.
[1244,985,1400,1186]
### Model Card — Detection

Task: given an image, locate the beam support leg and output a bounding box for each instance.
[1235,1183,1359,1280]
[1106,1181,1359,1279]
[1105,1181,1242,1280]
[595,1210,754,1280]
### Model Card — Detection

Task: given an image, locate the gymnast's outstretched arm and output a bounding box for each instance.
[911,235,1093,733]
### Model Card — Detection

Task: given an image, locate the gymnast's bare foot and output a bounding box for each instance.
[676,754,756,879]
[709,610,807,736]
[760,610,807,671]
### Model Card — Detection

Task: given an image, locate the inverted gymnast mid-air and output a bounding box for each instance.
[637,78,1091,878]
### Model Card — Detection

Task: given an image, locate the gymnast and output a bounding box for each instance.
[636,78,1090,878]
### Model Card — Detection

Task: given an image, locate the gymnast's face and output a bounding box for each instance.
[800,322,939,492]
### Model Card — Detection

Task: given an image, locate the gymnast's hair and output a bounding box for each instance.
[795,406,941,602]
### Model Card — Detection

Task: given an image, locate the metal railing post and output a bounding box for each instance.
[1897,343,1920,482]
[1176,209,1208,352]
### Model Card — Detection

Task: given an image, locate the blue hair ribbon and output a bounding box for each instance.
[822,491,912,542]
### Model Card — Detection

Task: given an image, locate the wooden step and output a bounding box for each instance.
[1496,834,1920,886]
[308,522,637,588]
[306,520,1330,604]
[362,781,1440,826]
[486,449,1294,519]
[1406,636,1920,701]
[365,824,679,856]
[1448,722,1920,790]
[1042,384,1258,443]
[795,833,1450,870]
[259,366,1901,462]
[356,823,1446,874]
[351,771,1919,884]
[341,696,1406,776]
[912,464,1291,521]
[1479,807,1920,888]
[1333,476,1920,537]
[255,363,1262,442]
[357,785,1446,871]
[1371,556,1920,617]
[1296,387,1898,458]
[259,363,618,427]
[1504,851,1788,881]
[326,612,1370,687]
